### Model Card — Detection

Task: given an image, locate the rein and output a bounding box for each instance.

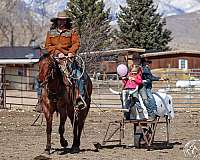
[41,56,67,101]
[40,54,88,113]
[40,56,56,87]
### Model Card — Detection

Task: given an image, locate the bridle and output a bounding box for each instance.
[40,54,85,104]
[40,55,61,87]
[40,55,67,102]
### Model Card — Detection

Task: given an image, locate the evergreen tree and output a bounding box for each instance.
[67,0,112,53]
[116,0,172,51]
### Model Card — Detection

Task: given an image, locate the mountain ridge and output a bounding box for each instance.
[22,0,200,50]
[166,10,200,50]
[24,0,200,18]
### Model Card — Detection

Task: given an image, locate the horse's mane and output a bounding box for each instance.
[39,51,49,62]
[38,53,64,86]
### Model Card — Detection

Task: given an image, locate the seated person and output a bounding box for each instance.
[139,58,166,120]
[121,65,143,119]
[37,11,86,112]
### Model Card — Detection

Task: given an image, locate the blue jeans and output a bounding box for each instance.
[146,88,157,112]
[34,78,41,97]
[139,85,156,117]
[70,62,85,98]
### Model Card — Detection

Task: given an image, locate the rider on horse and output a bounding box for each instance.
[36,11,86,112]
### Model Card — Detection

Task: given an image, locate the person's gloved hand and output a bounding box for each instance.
[68,52,74,58]
[160,77,165,81]
[58,53,65,59]
[143,79,151,84]
[54,49,60,56]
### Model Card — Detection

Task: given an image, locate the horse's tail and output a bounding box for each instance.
[55,108,59,117]
[56,111,59,117]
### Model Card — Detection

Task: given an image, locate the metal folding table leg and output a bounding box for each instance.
[137,117,159,149]
[166,116,170,143]
[102,121,123,145]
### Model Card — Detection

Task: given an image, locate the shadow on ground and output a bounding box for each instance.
[93,141,182,151]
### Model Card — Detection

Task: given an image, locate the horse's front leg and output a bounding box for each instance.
[71,108,89,153]
[71,117,80,153]
[59,112,68,148]
[68,109,79,153]
[43,107,53,154]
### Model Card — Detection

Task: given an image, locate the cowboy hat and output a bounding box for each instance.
[50,11,72,22]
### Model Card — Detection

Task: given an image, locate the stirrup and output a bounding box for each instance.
[79,95,87,107]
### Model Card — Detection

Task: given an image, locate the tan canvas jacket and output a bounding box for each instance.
[45,29,80,56]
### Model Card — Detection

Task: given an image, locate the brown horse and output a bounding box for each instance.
[38,54,92,154]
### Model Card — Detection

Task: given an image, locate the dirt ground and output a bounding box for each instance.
[0,109,200,160]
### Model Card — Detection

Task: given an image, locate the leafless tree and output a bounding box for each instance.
[0,0,18,46]
[0,0,47,47]
[78,17,112,72]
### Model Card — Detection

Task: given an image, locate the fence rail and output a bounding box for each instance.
[0,70,200,110]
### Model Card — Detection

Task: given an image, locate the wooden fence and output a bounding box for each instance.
[0,68,200,110]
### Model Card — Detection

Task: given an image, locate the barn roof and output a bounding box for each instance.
[141,50,200,58]
[0,46,41,64]
[0,46,41,59]
[80,48,146,56]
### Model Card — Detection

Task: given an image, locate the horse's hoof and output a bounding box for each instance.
[44,148,51,155]
[70,146,80,154]
[60,139,68,148]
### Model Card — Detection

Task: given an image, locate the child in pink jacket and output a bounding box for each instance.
[122,65,142,90]
[121,65,143,119]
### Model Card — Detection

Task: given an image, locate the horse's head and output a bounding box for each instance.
[38,55,63,86]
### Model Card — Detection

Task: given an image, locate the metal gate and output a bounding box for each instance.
[1,67,200,110]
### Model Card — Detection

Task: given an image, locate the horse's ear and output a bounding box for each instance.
[39,51,49,62]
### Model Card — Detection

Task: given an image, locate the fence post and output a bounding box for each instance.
[0,66,6,109]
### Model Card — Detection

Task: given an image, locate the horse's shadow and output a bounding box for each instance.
[34,148,97,160]
[50,147,97,155]
[34,141,182,159]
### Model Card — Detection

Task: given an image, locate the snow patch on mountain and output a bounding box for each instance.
[156,0,200,16]
[24,0,66,19]
[23,0,200,19]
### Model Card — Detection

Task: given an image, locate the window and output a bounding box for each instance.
[178,59,188,70]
